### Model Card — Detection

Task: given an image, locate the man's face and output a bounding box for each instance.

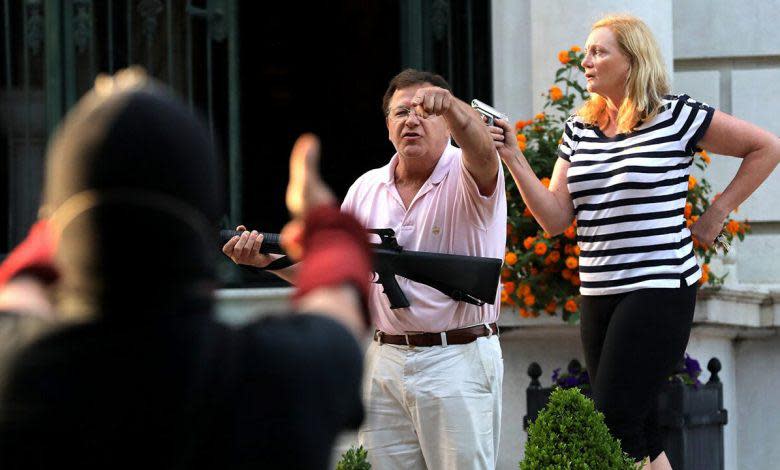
[386,83,450,160]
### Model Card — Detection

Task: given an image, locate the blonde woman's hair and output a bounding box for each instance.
[578,14,670,133]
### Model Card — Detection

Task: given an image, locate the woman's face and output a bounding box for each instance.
[582,27,631,101]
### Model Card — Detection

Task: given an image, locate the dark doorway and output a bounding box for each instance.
[229,1,401,286]
[238,1,401,234]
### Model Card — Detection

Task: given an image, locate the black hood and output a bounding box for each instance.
[42,74,222,317]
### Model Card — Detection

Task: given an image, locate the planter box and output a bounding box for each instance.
[524,358,727,469]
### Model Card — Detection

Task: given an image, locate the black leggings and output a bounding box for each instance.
[580,283,698,462]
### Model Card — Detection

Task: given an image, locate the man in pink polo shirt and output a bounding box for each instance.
[224,69,506,469]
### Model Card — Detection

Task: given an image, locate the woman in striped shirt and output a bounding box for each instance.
[491,14,780,469]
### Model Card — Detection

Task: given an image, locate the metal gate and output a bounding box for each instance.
[0,0,241,252]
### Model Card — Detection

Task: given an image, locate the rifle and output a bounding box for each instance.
[220,229,502,310]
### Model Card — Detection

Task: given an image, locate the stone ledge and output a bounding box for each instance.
[500,286,780,339]
[215,287,292,325]
[696,286,777,330]
[214,286,780,333]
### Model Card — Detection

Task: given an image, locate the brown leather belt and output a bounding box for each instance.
[373,323,499,347]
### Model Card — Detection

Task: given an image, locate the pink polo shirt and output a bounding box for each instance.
[341,143,506,335]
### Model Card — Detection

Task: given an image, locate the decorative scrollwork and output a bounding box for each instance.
[209,8,225,42]
[137,0,164,42]
[24,0,43,56]
[73,0,92,54]
[431,0,449,41]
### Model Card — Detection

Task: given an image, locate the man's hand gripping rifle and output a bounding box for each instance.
[220,228,502,310]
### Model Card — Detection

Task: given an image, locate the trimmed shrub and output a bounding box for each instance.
[336,444,371,470]
[521,387,637,469]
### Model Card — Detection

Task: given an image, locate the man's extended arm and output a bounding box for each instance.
[411,87,498,196]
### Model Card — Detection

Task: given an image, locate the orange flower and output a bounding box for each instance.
[565,299,578,313]
[684,202,692,219]
[686,218,693,228]
[523,236,536,250]
[534,242,548,256]
[688,176,697,190]
[518,140,527,151]
[501,290,509,303]
[523,206,533,217]
[540,177,551,188]
[571,274,581,286]
[524,294,536,306]
[558,50,571,64]
[570,45,581,52]
[699,271,710,285]
[516,133,527,143]
[505,252,518,265]
[573,246,581,256]
[535,113,545,121]
[549,85,564,101]
[699,150,711,164]
[565,256,578,269]
[702,263,710,274]
[545,301,557,313]
[501,268,512,279]
[561,268,573,280]
[503,281,516,294]
[517,283,531,296]
[727,219,740,234]
[515,120,528,131]
[519,307,531,318]
[564,225,576,239]
[548,251,561,263]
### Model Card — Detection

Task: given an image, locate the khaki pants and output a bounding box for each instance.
[358,335,503,470]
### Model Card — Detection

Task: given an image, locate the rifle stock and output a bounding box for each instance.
[220,229,502,310]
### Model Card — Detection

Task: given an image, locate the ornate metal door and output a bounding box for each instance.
[0,0,241,252]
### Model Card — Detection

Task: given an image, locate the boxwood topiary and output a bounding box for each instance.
[521,387,638,469]
[336,444,371,470]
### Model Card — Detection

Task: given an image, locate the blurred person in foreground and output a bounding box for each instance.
[0,68,371,469]
[490,14,780,469]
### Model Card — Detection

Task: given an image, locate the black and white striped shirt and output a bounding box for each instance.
[558,95,714,296]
